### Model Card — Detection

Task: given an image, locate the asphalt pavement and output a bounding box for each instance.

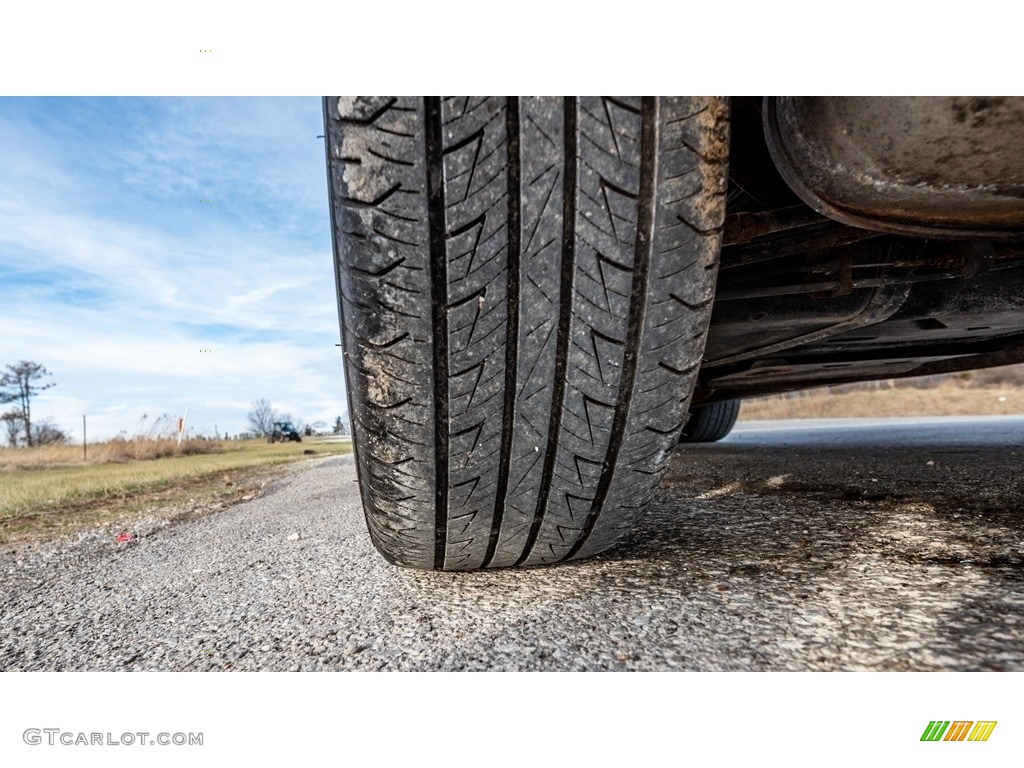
[1,416,1021,671]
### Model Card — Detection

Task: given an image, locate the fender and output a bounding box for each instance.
[764,96,1024,239]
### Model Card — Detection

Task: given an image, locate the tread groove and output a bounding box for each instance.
[426,96,449,571]
[481,98,521,569]
[515,97,577,567]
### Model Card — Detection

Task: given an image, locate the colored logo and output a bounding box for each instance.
[921,721,997,742]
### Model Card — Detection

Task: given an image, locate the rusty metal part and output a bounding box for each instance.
[862,241,996,275]
[764,97,1024,239]
[722,205,826,245]
[720,223,881,269]
[715,242,1015,304]
[808,247,855,297]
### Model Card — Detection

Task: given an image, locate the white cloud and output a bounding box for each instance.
[0,97,348,440]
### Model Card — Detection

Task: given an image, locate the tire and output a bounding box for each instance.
[325,97,728,570]
[679,399,741,443]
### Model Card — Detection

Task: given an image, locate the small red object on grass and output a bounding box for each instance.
[115,532,134,543]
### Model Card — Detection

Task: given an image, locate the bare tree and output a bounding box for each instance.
[0,361,55,447]
[31,418,68,445]
[1,411,23,447]
[247,398,275,437]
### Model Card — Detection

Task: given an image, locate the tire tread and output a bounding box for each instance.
[326,96,728,570]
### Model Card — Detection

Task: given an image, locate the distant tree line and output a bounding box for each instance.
[245,399,349,439]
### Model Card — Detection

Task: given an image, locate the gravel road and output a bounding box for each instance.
[2,416,1022,671]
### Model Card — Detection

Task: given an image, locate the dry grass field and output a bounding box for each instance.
[0,436,222,471]
[0,438,352,544]
[739,381,1024,421]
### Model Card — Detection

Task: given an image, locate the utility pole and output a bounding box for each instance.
[83,414,87,460]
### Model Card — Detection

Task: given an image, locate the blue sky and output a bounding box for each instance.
[0,97,347,440]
